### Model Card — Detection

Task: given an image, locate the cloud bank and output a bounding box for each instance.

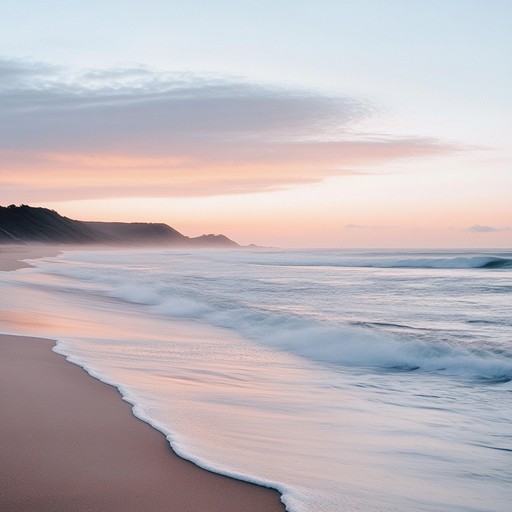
[1,58,456,202]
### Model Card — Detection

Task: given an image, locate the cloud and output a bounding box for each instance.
[0,58,458,202]
[467,224,511,233]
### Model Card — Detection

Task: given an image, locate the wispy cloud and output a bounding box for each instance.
[467,224,511,233]
[0,58,458,203]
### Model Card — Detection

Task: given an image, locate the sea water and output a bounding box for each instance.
[1,248,511,511]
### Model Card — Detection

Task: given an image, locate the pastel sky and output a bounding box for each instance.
[1,0,511,247]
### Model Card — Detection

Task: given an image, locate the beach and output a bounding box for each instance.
[1,245,511,512]
[0,244,62,271]
[0,248,285,512]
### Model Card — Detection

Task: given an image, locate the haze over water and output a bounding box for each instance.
[1,248,511,511]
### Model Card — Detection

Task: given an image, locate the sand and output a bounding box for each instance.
[0,247,286,512]
[0,244,62,271]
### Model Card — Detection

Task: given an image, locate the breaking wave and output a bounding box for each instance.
[250,254,512,270]
[32,254,512,383]
[261,323,512,383]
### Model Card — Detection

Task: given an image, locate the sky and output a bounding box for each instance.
[1,0,511,247]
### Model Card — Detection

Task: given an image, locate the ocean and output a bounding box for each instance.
[1,248,511,511]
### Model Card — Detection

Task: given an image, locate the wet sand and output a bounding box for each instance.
[0,244,61,270]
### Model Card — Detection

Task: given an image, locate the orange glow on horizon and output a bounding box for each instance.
[1,143,510,249]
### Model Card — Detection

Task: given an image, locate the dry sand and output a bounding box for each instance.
[0,247,285,512]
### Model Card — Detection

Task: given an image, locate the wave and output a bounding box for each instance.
[75,282,512,383]
[77,277,512,382]
[30,251,512,383]
[382,256,512,270]
[479,257,512,269]
[253,254,512,270]
[261,323,512,383]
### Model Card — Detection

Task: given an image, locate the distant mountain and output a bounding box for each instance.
[0,205,239,247]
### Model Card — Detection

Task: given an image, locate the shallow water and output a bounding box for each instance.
[1,248,511,511]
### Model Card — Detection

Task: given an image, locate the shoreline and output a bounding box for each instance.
[0,247,285,512]
[0,243,63,270]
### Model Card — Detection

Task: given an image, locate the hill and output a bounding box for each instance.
[0,205,103,243]
[0,205,239,247]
